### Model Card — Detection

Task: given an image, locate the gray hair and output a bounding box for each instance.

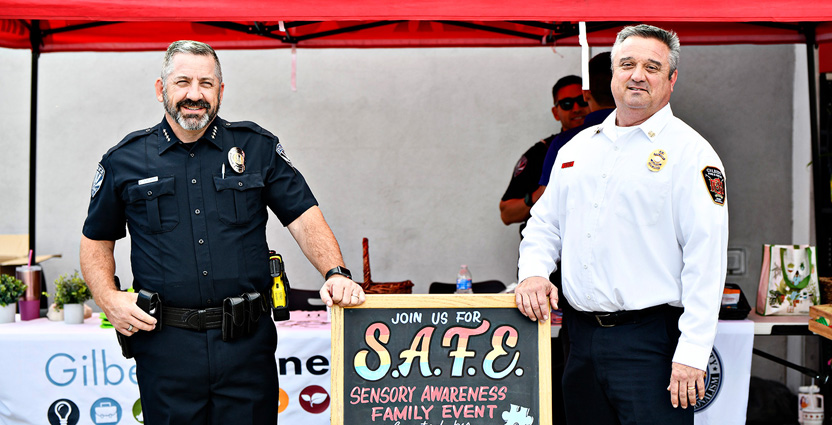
[161,40,222,83]
[611,24,680,79]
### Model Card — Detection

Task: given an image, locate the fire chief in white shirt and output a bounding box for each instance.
[516,24,728,425]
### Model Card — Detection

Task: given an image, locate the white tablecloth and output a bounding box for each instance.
[0,311,331,425]
[694,319,754,425]
[0,314,752,425]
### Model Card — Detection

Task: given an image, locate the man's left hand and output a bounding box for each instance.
[320,275,366,307]
[515,276,558,322]
[667,362,705,409]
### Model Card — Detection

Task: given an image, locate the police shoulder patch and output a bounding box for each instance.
[91,163,105,198]
[701,166,726,206]
[276,143,294,169]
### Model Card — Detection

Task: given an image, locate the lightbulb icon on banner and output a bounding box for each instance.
[55,401,72,425]
[47,399,79,425]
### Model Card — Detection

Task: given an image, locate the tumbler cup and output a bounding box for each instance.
[15,265,41,320]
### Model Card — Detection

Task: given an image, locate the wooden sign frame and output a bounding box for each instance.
[331,294,551,425]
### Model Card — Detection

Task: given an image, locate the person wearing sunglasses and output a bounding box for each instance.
[539,52,616,190]
[499,75,589,228]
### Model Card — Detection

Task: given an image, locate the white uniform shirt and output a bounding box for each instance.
[518,104,729,370]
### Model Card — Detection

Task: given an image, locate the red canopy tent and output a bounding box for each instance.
[3,0,832,51]
[2,0,832,258]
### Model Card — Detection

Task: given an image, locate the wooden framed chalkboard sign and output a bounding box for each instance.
[331,294,551,425]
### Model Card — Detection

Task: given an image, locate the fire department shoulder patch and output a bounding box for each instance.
[701,166,726,206]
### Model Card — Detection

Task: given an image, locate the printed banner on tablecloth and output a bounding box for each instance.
[0,316,750,425]
[0,333,142,425]
[274,320,333,423]
[0,318,331,425]
[693,320,754,425]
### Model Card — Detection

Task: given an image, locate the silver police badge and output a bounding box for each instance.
[90,163,105,198]
[228,147,245,173]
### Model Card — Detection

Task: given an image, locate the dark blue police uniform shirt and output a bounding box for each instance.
[82,116,318,309]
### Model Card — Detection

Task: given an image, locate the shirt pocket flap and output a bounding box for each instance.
[127,176,176,203]
[213,173,264,192]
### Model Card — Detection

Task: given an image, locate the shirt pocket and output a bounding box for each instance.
[213,173,265,226]
[612,167,671,227]
[125,176,179,233]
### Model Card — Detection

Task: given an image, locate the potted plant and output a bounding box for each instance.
[0,274,27,324]
[50,271,92,324]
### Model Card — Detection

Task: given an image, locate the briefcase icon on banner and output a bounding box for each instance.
[94,402,118,424]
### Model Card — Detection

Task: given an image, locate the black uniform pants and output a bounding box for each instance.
[131,317,279,424]
[562,305,692,425]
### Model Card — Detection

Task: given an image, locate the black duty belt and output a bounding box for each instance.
[162,306,223,331]
[580,304,672,328]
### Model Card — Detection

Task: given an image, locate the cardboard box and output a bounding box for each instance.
[0,235,61,278]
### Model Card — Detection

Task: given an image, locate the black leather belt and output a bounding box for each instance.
[162,306,223,331]
[580,304,670,328]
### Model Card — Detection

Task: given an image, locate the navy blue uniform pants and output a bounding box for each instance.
[131,317,279,424]
[562,306,692,425]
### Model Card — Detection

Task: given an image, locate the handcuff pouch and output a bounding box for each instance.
[243,292,263,334]
[222,297,246,342]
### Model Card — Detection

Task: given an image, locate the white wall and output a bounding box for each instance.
[0,44,796,295]
[0,40,806,389]
[0,46,582,292]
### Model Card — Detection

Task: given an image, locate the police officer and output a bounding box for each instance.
[80,40,365,424]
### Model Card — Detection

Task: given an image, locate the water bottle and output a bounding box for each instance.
[456,265,473,294]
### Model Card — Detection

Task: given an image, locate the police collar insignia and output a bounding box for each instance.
[647,149,667,172]
[228,147,245,173]
[276,143,294,169]
[702,166,726,205]
[91,163,105,198]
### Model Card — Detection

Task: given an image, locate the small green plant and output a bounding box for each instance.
[49,271,91,310]
[0,274,27,307]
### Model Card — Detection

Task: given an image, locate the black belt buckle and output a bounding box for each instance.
[595,313,616,328]
[185,309,208,331]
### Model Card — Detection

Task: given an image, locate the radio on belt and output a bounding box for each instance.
[269,250,291,321]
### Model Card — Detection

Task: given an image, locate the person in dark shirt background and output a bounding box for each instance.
[539,52,616,189]
[499,75,589,229]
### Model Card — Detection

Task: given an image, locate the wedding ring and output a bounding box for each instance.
[351,295,359,299]
[127,324,134,332]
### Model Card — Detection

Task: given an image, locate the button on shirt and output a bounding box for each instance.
[518,104,729,370]
[82,117,317,308]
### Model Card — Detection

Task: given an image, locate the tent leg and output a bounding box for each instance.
[28,20,40,258]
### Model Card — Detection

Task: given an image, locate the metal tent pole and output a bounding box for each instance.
[28,20,41,258]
